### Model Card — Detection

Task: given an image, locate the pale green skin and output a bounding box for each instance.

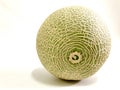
[36,6,111,80]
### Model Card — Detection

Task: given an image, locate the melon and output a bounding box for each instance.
[36,6,111,80]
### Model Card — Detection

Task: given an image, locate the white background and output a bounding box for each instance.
[0,0,120,89]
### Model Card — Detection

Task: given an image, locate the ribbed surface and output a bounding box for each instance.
[36,6,111,80]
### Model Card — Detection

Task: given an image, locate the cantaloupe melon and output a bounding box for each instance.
[36,6,111,80]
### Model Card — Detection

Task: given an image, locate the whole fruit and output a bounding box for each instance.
[36,6,111,80]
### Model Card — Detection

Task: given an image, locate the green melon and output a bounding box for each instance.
[36,6,111,80]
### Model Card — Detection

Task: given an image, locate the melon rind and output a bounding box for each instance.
[36,6,111,80]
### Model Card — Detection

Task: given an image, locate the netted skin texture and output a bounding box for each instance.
[36,6,111,80]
